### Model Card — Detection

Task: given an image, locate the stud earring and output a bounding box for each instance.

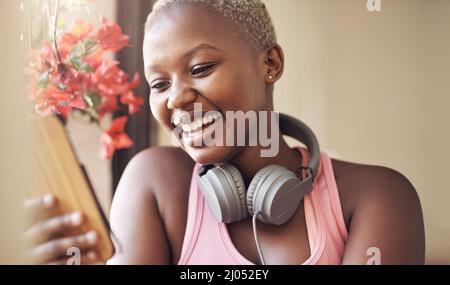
[268,75,274,80]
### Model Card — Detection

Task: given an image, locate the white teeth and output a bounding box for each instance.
[173,116,181,127]
[204,115,214,124]
[178,113,220,133]
[182,124,191,132]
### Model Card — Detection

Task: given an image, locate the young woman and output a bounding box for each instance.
[25,0,425,265]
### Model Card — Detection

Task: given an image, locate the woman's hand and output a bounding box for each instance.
[23,195,100,265]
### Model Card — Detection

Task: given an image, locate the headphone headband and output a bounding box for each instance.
[278,113,320,183]
[199,113,321,182]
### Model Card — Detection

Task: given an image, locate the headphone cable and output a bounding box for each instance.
[252,211,266,265]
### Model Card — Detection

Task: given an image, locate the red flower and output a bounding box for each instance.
[98,96,118,118]
[27,15,142,160]
[99,117,133,160]
[94,60,130,96]
[120,73,143,114]
[34,85,86,119]
[60,20,94,45]
[28,42,58,74]
[96,17,129,53]
[84,49,105,71]
[121,91,144,115]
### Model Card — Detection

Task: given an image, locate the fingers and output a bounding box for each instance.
[24,195,58,226]
[27,231,99,265]
[23,195,102,265]
[23,212,84,245]
[45,251,101,265]
[24,194,57,212]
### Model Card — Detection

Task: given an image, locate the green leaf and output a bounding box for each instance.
[79,63,92,72]
[90,116,100,125]
[70,54,82,71]
[84,39,98,53]
[38,72,49,89]
[57,19,66,30]
[84,92,101,109]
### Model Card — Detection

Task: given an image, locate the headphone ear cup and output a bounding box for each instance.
[246,165,280,216]
[247,165,307,225]
[220,164,248,220]
[198,164,247,223]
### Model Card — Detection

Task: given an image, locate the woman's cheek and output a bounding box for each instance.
[201,72,247,110]
[149,96,170,129]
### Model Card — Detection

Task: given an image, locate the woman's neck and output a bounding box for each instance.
[229,136,303,188]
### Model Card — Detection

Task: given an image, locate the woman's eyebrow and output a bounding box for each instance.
[182,43,223,60]
[146,43,222,73]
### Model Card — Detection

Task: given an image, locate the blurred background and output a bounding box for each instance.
[1,0,449,264]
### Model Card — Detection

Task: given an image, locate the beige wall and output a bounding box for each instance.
[267,0,450,264]
[158,0,450,264]
[0,1,26,264]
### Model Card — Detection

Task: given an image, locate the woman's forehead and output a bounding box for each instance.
[145,4,244,47]
[147,0,277,51]
[143,5,249,64]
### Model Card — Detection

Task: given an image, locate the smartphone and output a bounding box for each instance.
[27,115,115,263]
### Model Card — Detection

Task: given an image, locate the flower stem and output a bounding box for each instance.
[80,43,99,58]
[52,0,63,64]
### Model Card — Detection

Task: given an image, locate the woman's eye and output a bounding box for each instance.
[151,81,170,90]
[191,63,216,76]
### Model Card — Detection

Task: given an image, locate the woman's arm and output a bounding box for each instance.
[341,167,425,265]
[107,149,171,265]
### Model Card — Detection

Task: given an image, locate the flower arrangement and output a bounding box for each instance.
[26,0,143,160]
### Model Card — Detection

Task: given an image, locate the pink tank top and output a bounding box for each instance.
[177,147,349,265]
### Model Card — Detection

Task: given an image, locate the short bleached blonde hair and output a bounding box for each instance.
[145,0,277,51]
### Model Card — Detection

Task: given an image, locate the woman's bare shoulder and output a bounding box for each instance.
[126,146,196,209]
[330,158,424,264]
[109,147,195,264]
[126,147,194,181]
[330,158,422,230]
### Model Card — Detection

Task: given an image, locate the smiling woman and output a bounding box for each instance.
[1,0,445,268]
[104,0,425,265]
[142,1,283,165]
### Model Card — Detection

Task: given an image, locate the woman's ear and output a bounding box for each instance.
[263,44,285,84]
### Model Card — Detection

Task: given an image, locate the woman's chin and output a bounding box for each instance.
[184,144,242,165]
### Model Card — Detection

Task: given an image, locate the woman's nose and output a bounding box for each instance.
[167,86,197,110]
